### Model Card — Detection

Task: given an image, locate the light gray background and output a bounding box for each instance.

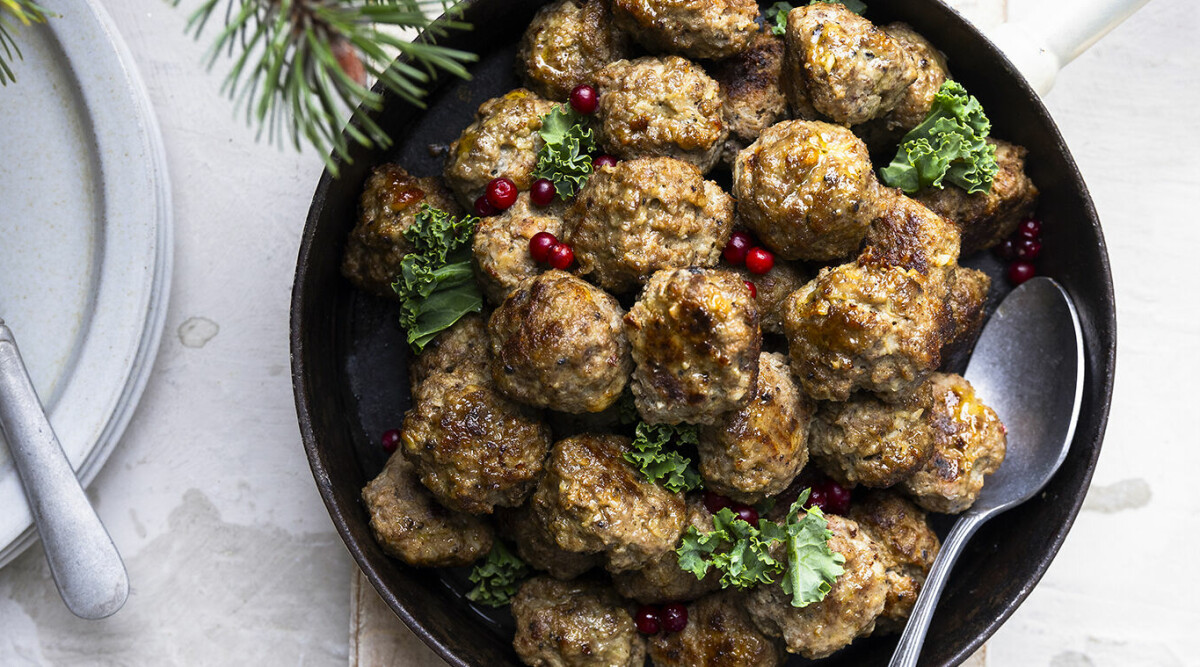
[1,0,1197,665]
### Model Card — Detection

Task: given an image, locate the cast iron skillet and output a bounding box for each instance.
[291,1,1116,664]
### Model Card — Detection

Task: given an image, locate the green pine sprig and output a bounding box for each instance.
[0,0,51,85]
[175,0,478,176]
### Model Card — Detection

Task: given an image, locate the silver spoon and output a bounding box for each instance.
[888,276,1085,667]
[0,319,129,619]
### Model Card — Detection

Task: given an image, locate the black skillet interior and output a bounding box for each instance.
[292,1,1116,665]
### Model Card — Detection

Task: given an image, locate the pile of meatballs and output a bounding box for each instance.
[342,1,1037,665]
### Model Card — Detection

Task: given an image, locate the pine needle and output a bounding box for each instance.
[176,0,477,177]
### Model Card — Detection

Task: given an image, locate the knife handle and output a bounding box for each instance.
[0,321,128,619]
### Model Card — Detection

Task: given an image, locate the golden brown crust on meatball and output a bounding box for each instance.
[914,139,1039,254]
[361,453,493,567]
[472,193,564,304]
[565,157,734,293]
[512,577,647,667]
[341,164,462,298]
[517,0,632,101]
[488,270,632,414]
[848,490,940,634]
[625,268,762,425]
[860,194,961,277]
[782,262,945,402]
[745,515,889,659]
[497,505,601,580]
[698,352,813,503]
[808,389,937,489]
[878,23,950,132]
[400,369,552,514]
[730,261,810,336]
[782,4,918,126]
[443,89,557,208]
[610,0,759,61]
[611,496,721,603]
[408,313,490,394]
[902,373,1006,513]
[734,120,882,261]
[589,57,728,173]
[649,591,785,667]
[532,434,688,571]
[709,32,789,166]
[944,266,990,347]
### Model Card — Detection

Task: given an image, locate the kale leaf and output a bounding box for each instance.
[880,80,999,195]
[391,205,483,352]
[465,541,529,607]
[623,422,703,493]
[675,490,845,607]
[533,104,598,199]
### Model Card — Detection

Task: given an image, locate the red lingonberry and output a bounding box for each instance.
[485,177,518,211]
[745,247,775,275]
[569,84,599,115]
[723,231,753,265]
[529,232,559,263]
[530,178,557,207]
[548,242,575,270]
[661,603,688,634]
[381,429,402,454]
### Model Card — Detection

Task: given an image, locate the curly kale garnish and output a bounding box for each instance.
[391,205,483,353]
[880,81,999,195]
[533,104,598,199]
[676,490,845,607]
[465,542,529,607]
[623,422,703,493]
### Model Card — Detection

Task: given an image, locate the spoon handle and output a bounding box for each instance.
[0,322,129,620]
[888,511,989,667]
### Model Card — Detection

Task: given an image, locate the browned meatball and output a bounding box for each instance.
[488,270,632,413]
[745,515,888,659]
[611,0,759,61]
[512,577,646,667]
[860,193,961,279]
[711,32,789,167]
[361,453,493,567]
[880,24,949,132]
[807,389,937,488]
[697,353,813,503]
[589,57,728,173]
[734,120,882,261]
[782,261,946,402]
[341,164,462,298]
[473,193,564,304]
[565,157,734,293]
[649,591,785,667]
[408,313,489,393]
[902,373,1006,513]
[625,268,761,425]
[944,266,990,347]
[782,4,918,126]
[532,434,687,571]
[612,496,721,603]
[400,368,552,514]
[848,490,940,634]
[517,0,632,101]
[497,505,601,580]
[915,139,1039,254]
[443,89,557,208]
[730,260,809,336]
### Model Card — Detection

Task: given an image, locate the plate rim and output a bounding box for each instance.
[0,0,173,567]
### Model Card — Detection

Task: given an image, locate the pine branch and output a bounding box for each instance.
[0,0,50,85]
[177,0,476,176]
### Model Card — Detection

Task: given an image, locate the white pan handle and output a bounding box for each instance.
[982,0,1149,95]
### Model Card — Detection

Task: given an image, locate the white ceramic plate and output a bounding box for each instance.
[0,0,171,567]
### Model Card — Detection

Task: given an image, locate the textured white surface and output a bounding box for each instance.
[1,0,1197,665]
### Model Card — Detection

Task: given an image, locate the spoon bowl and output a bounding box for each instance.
[889,277,1086,666]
